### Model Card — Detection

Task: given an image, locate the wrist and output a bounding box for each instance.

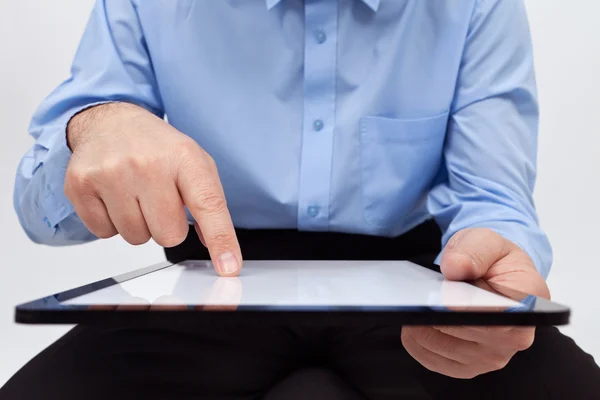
[66,102,140,151]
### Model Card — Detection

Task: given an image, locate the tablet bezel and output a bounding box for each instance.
[14,260,570,326]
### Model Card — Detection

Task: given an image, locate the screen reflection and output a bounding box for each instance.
[61,260,530,312]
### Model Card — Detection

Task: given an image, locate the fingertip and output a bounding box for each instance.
[215,268,241,278]
[541,286,551,301]
[529,275,551,300]
[156,233,187,248]
[215,251,241,277]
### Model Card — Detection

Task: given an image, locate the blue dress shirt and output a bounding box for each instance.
[14,0,552,278]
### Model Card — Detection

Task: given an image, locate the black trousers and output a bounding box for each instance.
[2,221,599,399]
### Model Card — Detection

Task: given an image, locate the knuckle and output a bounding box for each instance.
[89,223,117,239]
[493,357,511,371]
[65,168,97,195]
[205,231,236,247]
[129,155,162,176]
[197,191,227,214]
[174,139,201,162]
[127,156,149,174]
[100,156,125,176]
[513,330,535,351]
[117,217,151,245]
[515,338,533,352]
[204,153,218,171]
[176,141,218,175]
[154,230,188,248]
[485,354,511,372]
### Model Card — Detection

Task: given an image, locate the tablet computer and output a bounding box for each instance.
[15,260,569,326]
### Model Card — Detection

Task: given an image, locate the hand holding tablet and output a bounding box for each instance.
[402,227,551,378]
[15,224,565,384]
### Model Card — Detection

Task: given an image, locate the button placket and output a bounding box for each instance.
[296,0,338,231]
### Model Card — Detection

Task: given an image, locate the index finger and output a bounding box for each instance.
[176,153,242,277]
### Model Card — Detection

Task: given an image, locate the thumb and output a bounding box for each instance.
[440,228,511,281]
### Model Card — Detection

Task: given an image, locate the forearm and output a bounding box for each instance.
[429,0,552,277]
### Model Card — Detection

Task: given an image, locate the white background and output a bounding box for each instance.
[0,0,598,386]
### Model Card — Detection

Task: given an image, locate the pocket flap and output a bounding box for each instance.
[359,112,448,144]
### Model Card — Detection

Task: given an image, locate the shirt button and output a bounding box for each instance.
[314,30,327,44]
[307,205,320,218]
[313,119,324,132]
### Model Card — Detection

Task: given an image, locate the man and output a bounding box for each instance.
[2,0,599,399]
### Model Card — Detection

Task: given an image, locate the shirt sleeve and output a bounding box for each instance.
[427,0,553,278]
[14,0,163,245]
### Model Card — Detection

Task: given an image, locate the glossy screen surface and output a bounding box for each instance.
[62,260,524,309]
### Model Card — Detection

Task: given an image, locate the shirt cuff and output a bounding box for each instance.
[40,101,114,228]
[434,221,551,280]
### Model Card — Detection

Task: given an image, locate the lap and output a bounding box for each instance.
[264,368,366,400]
[3,323,598,400]
[0,323,309,400]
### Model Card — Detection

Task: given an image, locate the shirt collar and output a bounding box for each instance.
[266,0,380,12]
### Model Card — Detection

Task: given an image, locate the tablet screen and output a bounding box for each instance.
[61,260,524,309]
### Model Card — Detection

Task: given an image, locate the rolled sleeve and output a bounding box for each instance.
[14,0,163,245]
[428,0,552,278]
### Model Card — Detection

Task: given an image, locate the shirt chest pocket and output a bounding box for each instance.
[359,112,448,229]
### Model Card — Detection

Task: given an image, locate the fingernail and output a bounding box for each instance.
[218,252,239,275]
